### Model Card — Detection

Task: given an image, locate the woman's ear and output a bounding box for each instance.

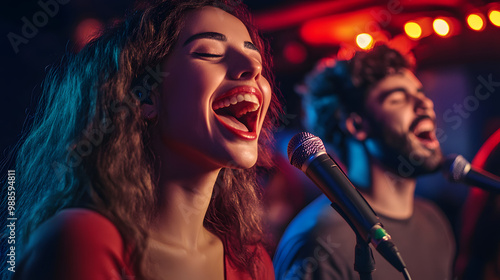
[345,113,369,141]
[138,91,158,120]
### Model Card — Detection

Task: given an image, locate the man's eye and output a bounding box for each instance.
[388,96,404,102]
[386,92,407,104]
[192,52,223,58]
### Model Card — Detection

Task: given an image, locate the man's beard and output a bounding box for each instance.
[364,117,443,178]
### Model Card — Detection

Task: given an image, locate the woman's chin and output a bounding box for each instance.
[222,154,258,170]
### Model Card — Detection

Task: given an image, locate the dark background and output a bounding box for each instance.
[1,0,500,256]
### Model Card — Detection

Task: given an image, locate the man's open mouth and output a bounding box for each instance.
[410,116,439,149]
[212,87,262,139]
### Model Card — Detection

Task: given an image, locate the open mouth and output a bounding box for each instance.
[410,117,439,149]
[212,87,261,139]
[414,127,433,141]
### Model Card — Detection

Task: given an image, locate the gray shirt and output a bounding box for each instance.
[274,195,456,280]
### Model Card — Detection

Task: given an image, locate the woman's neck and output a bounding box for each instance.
[150,142,221,251]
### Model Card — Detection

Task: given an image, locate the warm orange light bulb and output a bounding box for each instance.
[467,13,485,31]
[356,33,373,50]
[404,21,422,39]
[489,10,500,27]
[433,18,450,36]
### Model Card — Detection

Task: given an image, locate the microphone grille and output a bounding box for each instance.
[442,154,470,182]
[287,132,326,169]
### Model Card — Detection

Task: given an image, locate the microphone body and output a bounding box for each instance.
[288,132,408,273]
[302,152,381,243]
[443,154,500,193]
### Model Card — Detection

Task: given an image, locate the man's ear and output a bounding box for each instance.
[345,113,369,141]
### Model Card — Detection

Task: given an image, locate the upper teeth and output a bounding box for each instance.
[213,93,260,112]
[413,120,434,135]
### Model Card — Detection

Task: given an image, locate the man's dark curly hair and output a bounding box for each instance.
[301,44,413,148]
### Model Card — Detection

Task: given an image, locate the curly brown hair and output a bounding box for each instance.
[301,44,411,147]
[12,0,280,279]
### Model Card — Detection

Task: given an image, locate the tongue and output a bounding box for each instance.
[217,114,249,132]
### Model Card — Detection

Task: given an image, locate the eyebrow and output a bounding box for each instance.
[183,31,260,53]
[244,41,259,52]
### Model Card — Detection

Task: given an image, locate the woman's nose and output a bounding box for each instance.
[227,51,262,81]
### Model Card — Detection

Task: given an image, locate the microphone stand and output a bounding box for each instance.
[354,234,376,280]
[330,202,375,279]
[330,202,412,280]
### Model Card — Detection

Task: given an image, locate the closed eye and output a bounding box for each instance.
[192,52,223,58]
[386,92,407,104]
[378,88,409,105]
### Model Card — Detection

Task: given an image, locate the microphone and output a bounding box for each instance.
[288,132,409,275]
[442,154,500,193]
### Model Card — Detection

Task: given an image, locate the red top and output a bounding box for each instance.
[14,208,275,280]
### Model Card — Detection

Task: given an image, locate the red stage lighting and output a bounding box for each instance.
[74,18,103,51]
[283,42,307,64]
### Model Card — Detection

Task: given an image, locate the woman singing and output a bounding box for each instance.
[11,0,279,279]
